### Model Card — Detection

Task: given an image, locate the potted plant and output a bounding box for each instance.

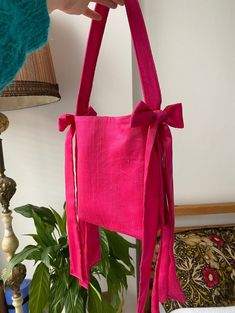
[3,204,135,313]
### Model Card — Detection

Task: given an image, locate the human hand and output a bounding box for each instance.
[48,0,124,20]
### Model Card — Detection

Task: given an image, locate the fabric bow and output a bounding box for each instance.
[131,100,184,129]
[58,106,97,132]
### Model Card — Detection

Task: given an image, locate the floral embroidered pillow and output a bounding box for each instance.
[147,226,235,312]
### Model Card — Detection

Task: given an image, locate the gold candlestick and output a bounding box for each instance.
[0,113,26,313]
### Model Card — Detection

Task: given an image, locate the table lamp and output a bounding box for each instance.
[0,44,60,313]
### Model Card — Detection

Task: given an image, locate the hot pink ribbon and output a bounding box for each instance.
[58,106,98,288]
[132,101,185,313]
[131,101,184,129]
[58,106,97,132]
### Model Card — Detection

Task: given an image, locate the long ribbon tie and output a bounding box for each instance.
[131,101,186,313]
[58,113,82,279]
[58,107,98,288]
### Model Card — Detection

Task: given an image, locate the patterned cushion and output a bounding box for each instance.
[146,226,235,312]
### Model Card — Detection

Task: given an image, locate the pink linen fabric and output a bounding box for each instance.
[58,0,186,312]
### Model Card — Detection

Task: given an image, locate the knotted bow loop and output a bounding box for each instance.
[58,114,75,132]
[131,100,184,129]
[58,106,97,132]
[164,103,184,129]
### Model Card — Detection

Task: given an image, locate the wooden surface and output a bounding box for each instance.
[175,202,235,216]
[175,223,235,233]
[174,202,235,231]
[175,202,235,231]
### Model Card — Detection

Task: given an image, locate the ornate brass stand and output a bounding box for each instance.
[0,113,26,313]
[0,279,7,313]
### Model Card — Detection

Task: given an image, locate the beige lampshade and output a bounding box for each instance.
[0,44,60,111]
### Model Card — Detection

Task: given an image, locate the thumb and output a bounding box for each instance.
[83,7,102,20]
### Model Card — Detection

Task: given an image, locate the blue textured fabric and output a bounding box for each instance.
[0,0,50,92]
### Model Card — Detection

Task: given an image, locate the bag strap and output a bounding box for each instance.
[76,0,162,115]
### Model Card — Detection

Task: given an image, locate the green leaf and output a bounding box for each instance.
[110,258,129,289]
[41,247,51,268]
[106,257,130,308]
[95,228,110,277]
[23,233,44,246]
[50,207,66,236]
[32,211,56,247]
[116,292,125,313]
[88,277,115,313]
[15,204,56,226]
[46,224,55,234]
[29,263,50,313]
[88,282,102,313]
[101,297,116,313]
[105,230,135,274]
[64,278,85,313]
[48,276,66,313]
[72,278,87,311]
[26,249,42,264]
[32,234,42,245]
[106,281,122,308]
[2,245,39,282]
[99,228,110,256]
[61,210,67,234]
[58,236,68,249]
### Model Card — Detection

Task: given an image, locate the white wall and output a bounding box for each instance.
[140,0,235,232]
[141,0,235,204]
[1,1,235,313]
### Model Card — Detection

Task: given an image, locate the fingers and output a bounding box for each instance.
[83,0,124,21]
[92,0,125,8]
[92,0,117,9]
[53,0,124,16]
[84,7,102,20]
[112,0,124,5]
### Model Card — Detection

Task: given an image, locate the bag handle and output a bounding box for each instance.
[76,0,162,115]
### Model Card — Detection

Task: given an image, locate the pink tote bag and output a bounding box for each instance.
[59,0,186,312]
